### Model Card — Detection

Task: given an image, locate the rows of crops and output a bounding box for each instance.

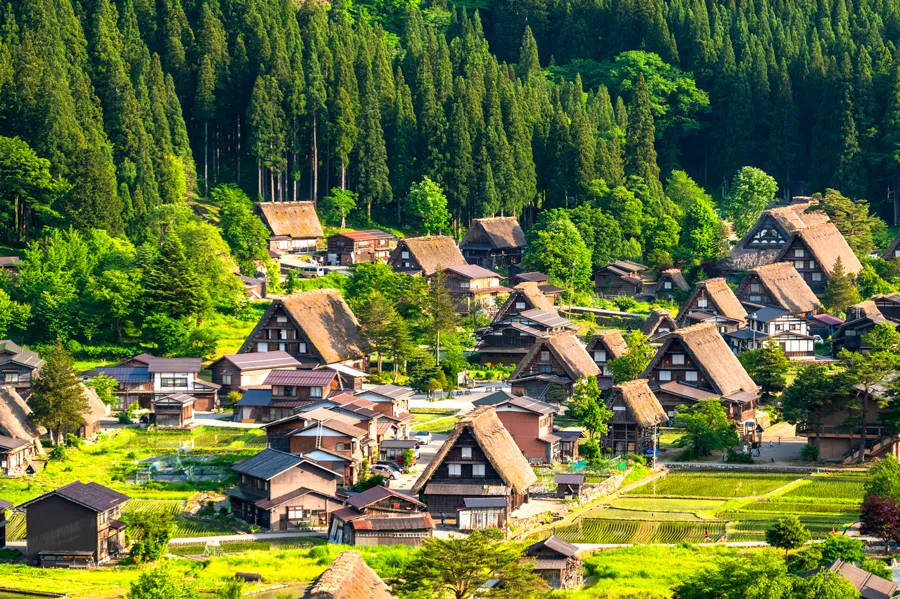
[627,472,800,498]
[778,477,867,502]
[611,497,727,513]
[553,518,727,544]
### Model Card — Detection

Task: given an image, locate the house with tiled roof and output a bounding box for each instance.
[459,216,527,269]
[444,264,511,314]
[509,332,600,400]
[0,341,43,393]
[594,260,648,297]
[473,393,560,463]
[209,351,301,398]
[831,301,900,355]
[525,536,583,590]
[327,485,433,547]
[326,230,395,266]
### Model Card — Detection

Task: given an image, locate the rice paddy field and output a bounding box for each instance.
[551,470,867,545]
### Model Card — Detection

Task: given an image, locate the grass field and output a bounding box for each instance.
[627,472,800,498]
[553,518,727,544]
[410,408,460,434]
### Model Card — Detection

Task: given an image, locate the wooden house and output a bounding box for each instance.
[509,272,564,300]
[21,481,129,568]
[594,260,648,297]
[774,223,862,296]
[388,235,467,278]
[256,201,323,255]
[882,230,900,261]
[444,264,511,315]
[226,449,343,530]
[874,293,900,321]
[326,230,395,266]
[832,301,900,355]
[307,550,396,599]
[327,485,434,546]
[0,387,45,474]
[803,560,896,599]
[78,386,109,439]
[641,322,761,423]
[302,393,409,441]
[509,332,600,400]
[146,357,219,411]
[640,309,678,343]
[734,262,821,316]
[0,341,43,393]
[355,384,413,419]
[675,278,747,334]
[555,474,586,499]
[729,202,830,270]
[238,290,367,380]
[459,216,527,269]
[809,313,844,340]
[457,497,508,530]
[524,536,583,590]
[150,393,195,428]
[380,439,417,463]
[725,307,815,359]
[238,274,267,300]
[472,394,559,463]
[209,351,301,399]
[284,418,372,485]
[654,269,689,301]
[587,330,627,389]
[411,407,537,526]
[603,380,667,456]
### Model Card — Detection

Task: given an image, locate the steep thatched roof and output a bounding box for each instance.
[257,202,324,239]
[729,204,831,269]
[737,262,821,314]
[641,323,759,398]
[395,235,467,276]
[514,282,556,313]
[307,551,395,599]
[0,387,45,455]
[82,385,109,427]
[778,223,862,277]
[241,290,365,364]
[461,217,527,250]
[641,309,678,340]
[658,269,689,291]
[610,380,667,427]
[882,230,900,261]
[587,330,628,360]
[510,333,600,382]
[412,407,537,494]
[676,278,747,324]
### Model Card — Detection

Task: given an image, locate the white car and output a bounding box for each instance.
[369,464,400,480]
[415,432,433,446]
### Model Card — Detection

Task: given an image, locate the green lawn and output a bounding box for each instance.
[410,408,460,434]
[204,301,270,359]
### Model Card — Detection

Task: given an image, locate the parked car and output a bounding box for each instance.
[415,431,432,446]
[375,460,403,474]
[370,464,400,479]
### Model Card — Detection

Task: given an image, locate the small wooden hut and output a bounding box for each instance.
[554,473,586,499]
[524,536,583,590]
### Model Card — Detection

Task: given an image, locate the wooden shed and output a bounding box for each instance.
[524,536,583,590]
[457,497,507,531]
[151,393,195,428]
[554,473,586,499]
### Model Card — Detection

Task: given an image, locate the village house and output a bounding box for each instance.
[328,485,434,547]
[509,272,564,301]
[675,278,747,334]
[209,351,301,399]
[0,256,21,278]
[78,386,109,439]
[150,393,195,428]
[653,269,690,301]
[411,407,537,527]
[831,301,900,355]
[238,274,267,300]
[256,201,323,255]
[509,332,600,400]
[587,329,628,389]
[307,550,396,599]
[300,393,408,441]
[803,560,897,599]
[554,473,586,499]
[0,387,46,474]
[640,309,678,343]
[21,481,129,568]
[525,536,583,590]
[444,264,511,315]
[226,448,344,530]
[603,380,667,456]
[354,384,414,420]
[276,417,373,485]
[729,201,830,270]
[234,368,343,423]
[594,260,648,297]
[734,262,822,316]
[641,322,761,423]
[725,307,816,359]
[882,230,900,261]
[380,439,418,464]
[238,290,368,386]
[456,497,509,531]
[473,393,559,463]
[774,223,862,296]
[0,340,43,393]
[809,313,844,340]
[873,293,900,321]
[86,356,219,411]
[388,235,468,278]
[459,216,527,269]
[326,230,395,266]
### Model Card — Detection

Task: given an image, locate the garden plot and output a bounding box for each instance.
[134,454,233,483]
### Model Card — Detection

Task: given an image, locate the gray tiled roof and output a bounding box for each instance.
[147,357,202,373]
[232,448,305,480]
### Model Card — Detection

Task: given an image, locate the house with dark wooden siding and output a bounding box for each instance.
[640,322,761,423]
[873,293,900,321]
[411,407,536,527]
[328,485,433,546]
[831,301,900,355]
[725,306,815,359]
[774,223,862,296]
[603,380,667,456]
[587,330,628,388]
[594,260,648,297]
[388,235,467,278]
[307,550,397,599]
[734,262,821,316]
[525,536,583,590]
[226,449,343,530]
[883,231,900,261]
[640,309,678,343]
[653,269,689,301]
[20,481,129,568]
[326,230,395,266]
[0,341,43,393]
[150,393,195,428]
[459,217,527,269]
[509,332,600,400]
[444,264,510,315]
[256,201,323,255]
[675,278,747,334]
[729,201,830,270]
[209,351,300,398]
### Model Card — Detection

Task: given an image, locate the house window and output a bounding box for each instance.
[812,273,822,282]
[672,354,685,365]
[750,295,762,302]
[161,377,188,387]
[539,364,552,374]
[288,507,303,520]
[515,301,526,310]
[659,370,672,381]
[401,251,409,259]
[750,283,760,292]
[540,351,550,362]
[448,463,461,477]
[794,248,805,258]
[335,443,350,451]
[222,374,232,386]
[472,463,485,477]
[895,250,900,258]
[809,261,816,270]
[298,342,307,353]
[1,371,18,384]
[664,281,671,289]
[258,343,269,352]
[667,410,676,417]
[594,350,607,362]
[613,406,626,412]
[795,260,804,269]
[280,329,290,340]
[685,371,698,382]
[241,474,248,484]
[310,387,323,398]
[697,299,708,308]
[276,316,288,323]
[461,447,472,459]
[254,478,268,491]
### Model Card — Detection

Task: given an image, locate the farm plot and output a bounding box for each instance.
[584,507,704,521]
[552,518,727,544]
[776,477,867,502]
[628,472,800,498]
[611,497,727,513]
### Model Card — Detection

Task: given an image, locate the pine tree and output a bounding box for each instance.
[355,75,391,221]
[426,268,460,366]
[625,75,662,199]
[822,258,861,314]
[144,232,206,323]
[29,340,89,445]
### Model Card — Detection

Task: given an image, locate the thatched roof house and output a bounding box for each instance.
[654,269,689,299]
[610,380,667,428]
[676,278,747,330]
[735,262,821,315]
[510,332,600,398]
[641,309,678,342]
[587,329,628,388]
[0,386,45,455]
[605,380,668,455]
[80,385,109,439]
[506,282,556,315]
[729,203,830,269]
[307,550,396,599]
[776,223,862,278]
[389,235,467,277]
[882,230,900,261]
[460,217,527,269]
[257,202,323,239]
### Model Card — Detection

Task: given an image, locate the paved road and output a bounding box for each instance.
[193,412,261,428]
[392,433,447,490]
[169,531,326,545]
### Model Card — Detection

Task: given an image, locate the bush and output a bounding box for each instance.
[800,444,819,461]
[351,475,387,493]
[49,445,68,461]
[579,440,602,463]
[726,448,755,464]
[622,453,648,466]
[64,433,83,448]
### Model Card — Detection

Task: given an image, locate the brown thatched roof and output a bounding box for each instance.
[641,309,678,340]
[729,204,830,269]
[611,380,667,427]
[395,235,467,276]
[641,323,759,398]
[737,262,821,314]
[514,282,556,313]
[257,202,324,239]
[677,278,747,323]
[0,387,45,455]
[511,333,600,382]
[244,290,365,364]
[658,269,689,291]
[587,330,628,360]
[81,385,109,426]
[461,217,527,250]
[882,231,900,261]
[412,406,537,494]
[847,300,882,320]
[308,551,395,599]
[779,223,862,277]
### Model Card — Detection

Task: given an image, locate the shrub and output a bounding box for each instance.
[622,453,648,466]
[801,444,819,461]
[49,445,68,461]
[64,433,83,448]
[579,440,602,463]
[726,448,755,464]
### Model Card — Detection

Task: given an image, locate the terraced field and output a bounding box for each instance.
[553,518,727,544]
[627,471,799,498]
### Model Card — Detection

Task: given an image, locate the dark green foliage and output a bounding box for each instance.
[29,340,89,445]
[674,398,739,459]
[125,510,176,563]
[738,341,790,398]
[765,516,811,563]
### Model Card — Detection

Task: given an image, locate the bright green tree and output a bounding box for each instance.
[765,516,811,563]
[406,177,451,235]
[738,340,791,398]
[320,188,358,229]
[723,167,778,236]
[29,341,90,445]
[568,376,612,441]
[426,268,460,365]
[674,398,739,459]
[126,562,198,599]
[608,330,655,382]
[521,209,593,292]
